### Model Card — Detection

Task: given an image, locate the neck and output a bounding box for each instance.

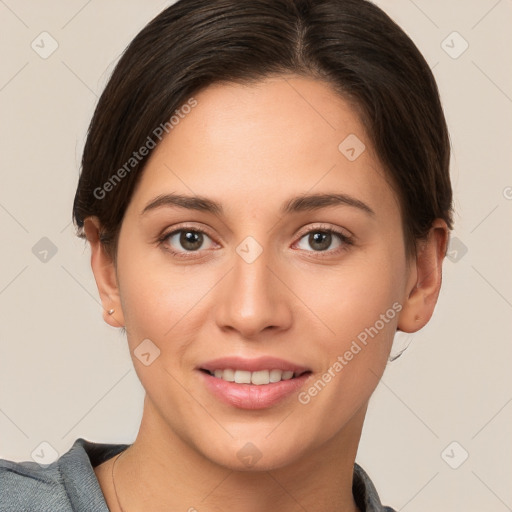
[110,397,365,512]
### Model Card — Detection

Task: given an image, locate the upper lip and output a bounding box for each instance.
[199,356,311,374]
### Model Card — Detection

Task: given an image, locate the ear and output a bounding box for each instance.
[83,216,125,328]
[397,219,449,333]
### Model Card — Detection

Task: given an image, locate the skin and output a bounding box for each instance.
[85,75,448,512]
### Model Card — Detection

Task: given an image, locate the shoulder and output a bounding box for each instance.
[0,438,129,512]
[0,454,72,512]
[353,462,396,512]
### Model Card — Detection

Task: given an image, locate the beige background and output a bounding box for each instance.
[1,1,511,510]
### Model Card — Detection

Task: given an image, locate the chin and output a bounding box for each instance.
[192,428,314,473]
[208,447,300,473]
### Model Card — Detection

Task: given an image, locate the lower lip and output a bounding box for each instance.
[199,371,312,410]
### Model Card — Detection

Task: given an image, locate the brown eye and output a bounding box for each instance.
[164,229,214,252]
[308,232,333,251]
[296,230,345,252]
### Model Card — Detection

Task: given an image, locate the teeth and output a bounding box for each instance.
[251,370,269,385]
[208,368,299,385]
[221,368,235,382]
[234,370,251,384]
[269,369,282,383]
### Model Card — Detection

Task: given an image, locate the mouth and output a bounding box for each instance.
[199,368,311,385]
[197,356,313,409]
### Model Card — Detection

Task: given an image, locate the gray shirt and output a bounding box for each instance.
[0,438,396,511]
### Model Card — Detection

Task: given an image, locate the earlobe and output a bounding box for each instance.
[397,219,449,333]
[83,216,125,328]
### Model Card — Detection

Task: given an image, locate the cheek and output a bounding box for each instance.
[121,273,194,336]
[115,258,213,409]
[290,261,402,439]
[289,244,405,410]
[117,247,220,358]
[294,255,403,347]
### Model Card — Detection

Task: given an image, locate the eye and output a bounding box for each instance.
[158,223,353,259]
[294,226,353,254]
[160,227,217,255]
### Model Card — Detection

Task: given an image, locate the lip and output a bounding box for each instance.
[197,356,312,410]
[199,370,312,410]
[198,356,310,374]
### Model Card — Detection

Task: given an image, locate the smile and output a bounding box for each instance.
[197,356,313,409]
[202,368,308,385]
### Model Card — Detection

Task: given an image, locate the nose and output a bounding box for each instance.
[214,244,293,340]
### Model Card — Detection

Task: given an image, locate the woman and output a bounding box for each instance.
[0,0,452,510]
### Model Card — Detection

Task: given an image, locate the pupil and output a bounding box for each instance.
[181,231,202,250]
[310,232,331,251]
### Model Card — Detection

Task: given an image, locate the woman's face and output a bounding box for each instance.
[105,76,418,469]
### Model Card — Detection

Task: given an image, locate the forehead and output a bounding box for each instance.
[127,75,399,221]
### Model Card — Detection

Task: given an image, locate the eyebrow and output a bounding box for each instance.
[141,192,375,217]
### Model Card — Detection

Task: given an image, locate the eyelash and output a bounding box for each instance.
[157,223,354,260]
